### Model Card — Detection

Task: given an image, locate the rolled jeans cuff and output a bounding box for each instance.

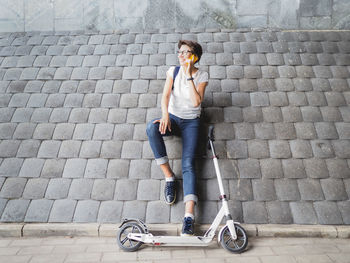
[155,156,169,165]
[184,194,198,204]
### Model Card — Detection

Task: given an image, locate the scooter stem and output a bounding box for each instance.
[209,139,226,199]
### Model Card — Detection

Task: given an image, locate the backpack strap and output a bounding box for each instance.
[172,66,180,90]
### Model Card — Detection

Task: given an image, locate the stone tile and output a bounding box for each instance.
[314,201,343,225]
[32,123,55,140]
[233,123,254,140]
[60,80,79,93]
[137,179,160,201]
[8,93,30,107]
[52,123,75,140]
[48,198,75,222]
[88,108,108,123]
[254,123,275,139]
[97,201,123,223]
[44,178,71,199]
[58,140,81,158]
[41,159,66,178]
[243,107,263,122]
[252,179,276,201]
[304,158,329,179]
[49,108,71,123]
[275,179,300,201]
[311,140,335,158]
[223,107,243,123]
[0,177,27,198]
[18,158,45,178]
[107,159,129,179]
[73,200,100,223]
[83,94,102,108]
[80,140,101,158]
[240,79,258,92]
[122,201,147,221]
[290,202,318,224]
[269,140,291,159]
[266,201,293,224]
[84,159,108,179]
[91,179,115,201]
[326,159,350,179]
[333,140,350,158]
[227,140,248,159]
[320,107,342,122]
[329,79,349,93]
[324,92,346,107]
[13,123,36,139]
[22,178,49,199]
[146,201,170,223]
[320,179,348,201]
[298,178,325,202]
[282,159,306,178]
[290,140,313,158]
[0,123,16,139]
[121,141,142,159]
[105,67,123,80]
[238,159,261,179]
[262,107,282,123]
[339,106,350,122]
[248,140,269,159]
[0,140,21,158]
[338,201,350,224]
[37,140,61,158]
[301,106,323,122]
[69,179,94,200]
[129,159,151,179]
[100,140,123,159]
[242,201,268,224]
[88,67,106,80]
[62,158,87,179]
[24,199,53,223]
[1,199,30,222]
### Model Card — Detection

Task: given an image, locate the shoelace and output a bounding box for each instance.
[165,182,175,196]
[184,217,193,231]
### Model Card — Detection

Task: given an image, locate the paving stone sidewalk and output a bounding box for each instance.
[0,236,350,263]
[0,29,349,225]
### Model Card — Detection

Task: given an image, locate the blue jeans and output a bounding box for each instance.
[146,113,200,203]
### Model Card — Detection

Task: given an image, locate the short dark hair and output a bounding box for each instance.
[178,40,203,63]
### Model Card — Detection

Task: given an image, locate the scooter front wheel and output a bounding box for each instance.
[117,222,144,252]
[220,224,248,253]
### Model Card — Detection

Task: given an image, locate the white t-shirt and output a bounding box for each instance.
[166,66,209,119]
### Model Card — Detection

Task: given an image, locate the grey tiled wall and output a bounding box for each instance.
[0,0,350,32]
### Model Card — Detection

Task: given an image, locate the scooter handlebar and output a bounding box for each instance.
[208,125,215,141]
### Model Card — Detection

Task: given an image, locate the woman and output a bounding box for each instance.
[146,40,208,236]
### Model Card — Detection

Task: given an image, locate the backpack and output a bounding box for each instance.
[172,66,180,90]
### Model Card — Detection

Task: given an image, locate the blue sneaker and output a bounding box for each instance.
[164,181,176,205]
[181,217,194,236]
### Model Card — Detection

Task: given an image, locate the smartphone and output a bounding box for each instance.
[190,54,198,63]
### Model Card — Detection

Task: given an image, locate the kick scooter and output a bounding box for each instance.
[116,126,248,253]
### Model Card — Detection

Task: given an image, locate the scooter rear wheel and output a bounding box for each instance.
[117,222,144,252]
[220,224,248,253]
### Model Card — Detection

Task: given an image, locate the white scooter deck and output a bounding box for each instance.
[128,233,212,247]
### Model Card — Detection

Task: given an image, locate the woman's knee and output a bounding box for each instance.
[146,121,159,137]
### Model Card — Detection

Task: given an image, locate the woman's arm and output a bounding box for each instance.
[153,73,173,134]
[187,79,207,107]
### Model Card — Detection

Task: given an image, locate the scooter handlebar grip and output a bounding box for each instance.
[208,125,214,141]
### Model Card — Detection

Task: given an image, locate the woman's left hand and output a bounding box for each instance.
[185,57,193,77]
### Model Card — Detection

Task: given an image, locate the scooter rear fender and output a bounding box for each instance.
[118,218,148,234]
